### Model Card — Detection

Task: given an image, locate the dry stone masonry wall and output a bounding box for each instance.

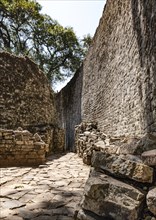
[55,1,156,217]
[0,128,48,167]
[74,1,156,219]
[82,0,156,136]
[0,52,56,129]
[75,122,156,220]
[56,66,83,150]
[1,0,156,218]
[0,51,64,154]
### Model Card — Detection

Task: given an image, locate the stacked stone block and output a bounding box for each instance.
[0,128,48,167]
[75,122,156,220]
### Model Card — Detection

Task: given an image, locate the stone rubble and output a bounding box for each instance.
[81,168,145,220]
[75,122,156,220]
[0,152,90,220]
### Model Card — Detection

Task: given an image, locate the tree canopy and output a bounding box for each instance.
[0,0,92,84]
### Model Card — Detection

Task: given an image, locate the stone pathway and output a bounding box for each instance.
[0,153,90,220]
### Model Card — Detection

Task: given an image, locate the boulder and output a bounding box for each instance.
[142,149,156,166]
[81,169,145,220]
[146,187,156,216]
[119,134,156,155]
[91,152,153,183]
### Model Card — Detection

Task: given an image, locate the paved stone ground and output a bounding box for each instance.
[0,153,90,220]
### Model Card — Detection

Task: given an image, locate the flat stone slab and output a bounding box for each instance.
[142,149,156,166]
[0,208,14,218]
[1,200,26,209]
[92,151,153,183]
[0,153,90,220]
[4,216,23,220]
[81,169,145,220]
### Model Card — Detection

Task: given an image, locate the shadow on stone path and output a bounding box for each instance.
[0,152,90,220]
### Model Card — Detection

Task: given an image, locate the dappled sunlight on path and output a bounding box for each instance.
[0,153,90,220]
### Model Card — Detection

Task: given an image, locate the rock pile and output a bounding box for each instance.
[0,127,48,167]
[27,124,65,154]
[75,122,109,165]
[75,122,156,220]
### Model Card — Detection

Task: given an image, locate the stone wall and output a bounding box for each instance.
[0,128,48,167]
[74,1,156,217]
[0,51,63,153]
[82,0,156,137]
[56,66,83,150]
[0,51,56,128]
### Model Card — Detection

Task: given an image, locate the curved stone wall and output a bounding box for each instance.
[0,51,56,129]
[0,52,63,153]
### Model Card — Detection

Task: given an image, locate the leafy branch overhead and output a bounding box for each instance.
[0,0,92,84]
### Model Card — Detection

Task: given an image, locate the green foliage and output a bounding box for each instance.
[81,34,92,54]
[0,0,92,84]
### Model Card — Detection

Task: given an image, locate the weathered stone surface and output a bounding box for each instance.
[142,149,156,166]
[77,209,96,220]
[2,200,26,209]
[53,128,65,152]
[75,124,156,219]
[119,135,156,155]
[0,51,56,129]
[146,187,156,216]
[92,151,153,183]
[56,66,83,151]
[0,51,65,153]
[77,209,112,220]
[0,128,47,167]
[75,122,154,167]
[0,153,90,220]
[75,122,114,165]
[81,169,145,220]
[5,216,23,220]
[75,123,156,172]
[81,0,156,137]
